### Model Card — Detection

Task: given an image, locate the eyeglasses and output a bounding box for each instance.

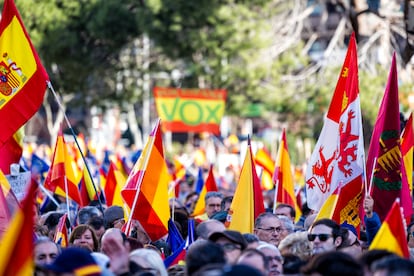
[256,227,284,233]
[220,243,242,252]
[307,233,332,242]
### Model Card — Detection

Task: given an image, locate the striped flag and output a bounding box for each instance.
[255,147,276,190]
[44,130,82,205]
[192,164,218,217]
[0,0,48,147]
[0,178,37,275]
[273,129,301,221]
[105,161,126,207]
[226,138,265,233]
[0,128,23,174]
[121,120,171,241]
[54,213,69,248]
[369,199,409,258]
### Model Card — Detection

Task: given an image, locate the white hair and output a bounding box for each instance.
[129,248,168,276]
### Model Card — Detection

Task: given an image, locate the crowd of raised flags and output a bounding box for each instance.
[1,0,414,275]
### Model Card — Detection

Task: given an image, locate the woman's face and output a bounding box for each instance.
[72,229,95,251]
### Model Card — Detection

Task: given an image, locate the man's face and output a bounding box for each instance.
[205,197,222,218]
[260,247,283,276]
[254,216,283,247]
[275,206,294,222]
[408,225,414,248]
[35,242,59,265]
[214,237,242,264]
[308,224,339,254]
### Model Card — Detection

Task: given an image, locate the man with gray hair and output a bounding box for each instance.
[277,215,295,242]
[257,241,283,276]
[77,206,102,225]
[195,191,224,221]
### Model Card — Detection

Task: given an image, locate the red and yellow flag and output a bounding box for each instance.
[0,128,23,174]
[255,147,275,190]
[401,113,413,193]
[53,213,69,248]
[0,0,48,146]
[121,120,171,241]
[226,138,265,233]
[44,130,82,205]
[369,199,409,258]
[0,178,37,275]
[105,161,126,207]
[79,165,98,207]
[192,164,218,217]
[273,129,301,221]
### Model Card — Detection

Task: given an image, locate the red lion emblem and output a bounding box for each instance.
[337,110,359,177]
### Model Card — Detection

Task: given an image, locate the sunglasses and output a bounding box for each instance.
[307,233,332,242]
[220,243,242,252]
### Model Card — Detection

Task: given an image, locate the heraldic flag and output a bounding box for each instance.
[305,33,364,224]
[121,119,171,241]
[366,53,412,222]
[0,0,48,146]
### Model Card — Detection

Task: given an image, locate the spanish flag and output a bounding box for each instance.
[255,147,275,190]
[273,129,301,221]
[0,178,37,275]
[121,119,171,241]
[0,128,23,174]
[53,213,69,248]
[0,0,48,147]
[105,161,126,207]
[192,164,218,217]
[44,130,82,205]
[226,138,265,233]
[369,199,409,258]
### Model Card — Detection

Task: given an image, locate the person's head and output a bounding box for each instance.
[87,216,106,241]
[209,230,247,264]
[34,237,60,266]
[237,248,269,275]
[196,219,226,240]
[278,231,312,261]
[301,251,363,276]
[371,256,414,276]
[69,224,99,252]
[338,222,362,257]
[254,212,284,247]
[277,215,295,241]
[257,242,283,276]
[41,247,101,275]
[101,228,129,254]
[221,196,233,211]
[185,240,226,275]
[103,205,125,229]
[129,248,168,276]
[358,249,396,276]
[243,233,260,249]
[205,192,224,218]
[308,219,342,255]
[407,222,414,248]
[43,211,64,240]
[275,204,296,223]
[77,206,102,225]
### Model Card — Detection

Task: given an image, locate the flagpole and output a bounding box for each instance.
[47,81,104,215]
[273,179,279,213]
[125,119,159,237]
[368,157,377,195]
[38,183,60,207]
[63,175,72,226]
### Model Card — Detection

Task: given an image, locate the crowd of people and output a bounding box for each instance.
[31,177,414,276]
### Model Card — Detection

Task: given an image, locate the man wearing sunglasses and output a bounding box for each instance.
[308,218,342,255]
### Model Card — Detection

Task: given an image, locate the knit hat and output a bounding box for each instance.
[43,247,101,276]
[104,205,124,228]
